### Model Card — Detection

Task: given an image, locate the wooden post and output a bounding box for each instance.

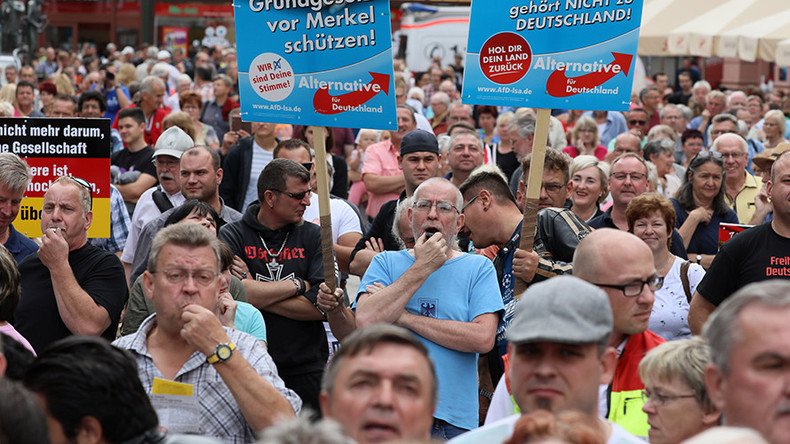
[513,108,551,297]
[311,127,337,292]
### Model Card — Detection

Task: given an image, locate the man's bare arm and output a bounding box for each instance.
[397,312,498,353]
[181,306,295,429]
[688,291,717,335]
[115,174,157,203]
[363,172,405,195]
[356,234,448,327]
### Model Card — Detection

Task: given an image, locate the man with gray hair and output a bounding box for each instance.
[451,276,641,443]
[702,280,790,444]
[14,176,128,352]
[114,223,300,441]
[164,73,194,111]
[0,153,37,263]
[447,102,475,128]
[203,74,238,141]
[112,75,171,145]
[429,92,451,136]
[356,177,503,439]
[691,90,727,146]
[712,132,759,224]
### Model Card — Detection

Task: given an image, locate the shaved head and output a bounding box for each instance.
[573,228,651,280]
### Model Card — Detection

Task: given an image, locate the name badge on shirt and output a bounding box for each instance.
[151,377,202,434]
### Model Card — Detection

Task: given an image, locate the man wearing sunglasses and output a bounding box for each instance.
[573,228,665,439]
[14,176,128,352]
[355,177,503,440]
[220,158,333,414]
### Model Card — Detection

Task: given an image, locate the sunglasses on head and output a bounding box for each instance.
[70,176,93,208]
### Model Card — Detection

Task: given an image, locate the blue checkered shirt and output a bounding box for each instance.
[113,315,301,443]
[89,185,130,253]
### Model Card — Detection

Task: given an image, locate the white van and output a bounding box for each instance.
[395,3,471,73]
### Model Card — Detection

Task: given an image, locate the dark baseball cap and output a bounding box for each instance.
[400,129,439,156]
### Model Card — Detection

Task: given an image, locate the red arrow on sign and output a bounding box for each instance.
[314,72,390,115]
[546,52,632,98]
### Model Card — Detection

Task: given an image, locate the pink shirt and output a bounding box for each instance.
[0,322,36,355]
[361,140,403,217]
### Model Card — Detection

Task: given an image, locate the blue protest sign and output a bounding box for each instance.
[462,0,643,111]
[234,0,397,130]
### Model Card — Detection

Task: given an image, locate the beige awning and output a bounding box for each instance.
[777,38,790,66]
[718,8,790,62]
[638,0,722,56]
[665,0,787,57]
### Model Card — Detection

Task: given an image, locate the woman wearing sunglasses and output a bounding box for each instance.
[671,152,738,269]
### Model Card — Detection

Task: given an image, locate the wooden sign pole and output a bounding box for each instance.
[513,108,551,297]
[311,127,337,292]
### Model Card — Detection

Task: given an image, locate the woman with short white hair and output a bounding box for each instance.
[761,109,788,149]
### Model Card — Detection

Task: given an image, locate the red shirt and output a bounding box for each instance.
[112,104,173,146]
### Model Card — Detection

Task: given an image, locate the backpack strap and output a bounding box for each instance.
[152,188,174,213]
[680,260,692,303]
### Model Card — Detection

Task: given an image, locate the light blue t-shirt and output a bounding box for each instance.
[234,301,267,343]
[356,250,504,430]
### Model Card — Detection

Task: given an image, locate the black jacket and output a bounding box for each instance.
[219,136,255,212]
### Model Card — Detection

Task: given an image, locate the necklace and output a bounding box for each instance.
[259,231,289,268]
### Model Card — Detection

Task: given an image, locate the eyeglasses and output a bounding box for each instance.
[301,162,313,171]
[461,194,480,213]
[271,188,312,200]
[413,199,459,214]
[155,268,218,286]
[641,389,697,406]
[628,120,647,126]
[610,172,647,182]
[542,183,565,193]
[70,176,93,209]
[591,274,663,297]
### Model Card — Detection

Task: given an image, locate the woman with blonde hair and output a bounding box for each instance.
[51,73,75,97]
[162,111,197,142]
[568,155,609,222]
[563,116,607,160]
[0,83,15,104]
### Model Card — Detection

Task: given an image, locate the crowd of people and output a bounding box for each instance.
[0,42,789,444]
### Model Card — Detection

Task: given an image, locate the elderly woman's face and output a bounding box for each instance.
[763,117,781,139]
[631,210,670,254]
[642,377,711,444]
